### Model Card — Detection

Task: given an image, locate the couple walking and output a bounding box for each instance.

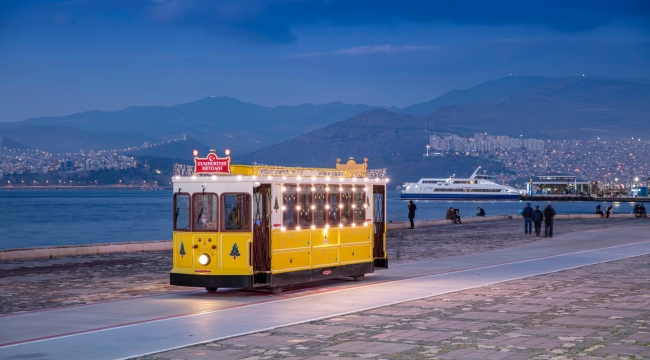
[522,203,556,237]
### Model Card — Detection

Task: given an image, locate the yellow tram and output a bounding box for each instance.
[170,150,388,293]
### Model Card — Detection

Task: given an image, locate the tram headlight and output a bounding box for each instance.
[198,253,211,266]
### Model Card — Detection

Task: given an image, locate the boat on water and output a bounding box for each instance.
[400,167,523,200]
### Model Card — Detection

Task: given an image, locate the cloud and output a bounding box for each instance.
[4,0,650,43]
[293,44,439,58]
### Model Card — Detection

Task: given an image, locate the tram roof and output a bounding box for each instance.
[173,156,388,181]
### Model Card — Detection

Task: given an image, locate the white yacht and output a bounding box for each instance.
[401,167,523,200]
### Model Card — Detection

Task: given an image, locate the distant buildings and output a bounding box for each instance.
[428,134,649,186]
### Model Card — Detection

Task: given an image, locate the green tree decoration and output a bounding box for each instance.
[179,241,186,258]
[273,196,279,213]
[229,242,241,260]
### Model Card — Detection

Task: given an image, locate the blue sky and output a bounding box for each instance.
[1,0,649,121]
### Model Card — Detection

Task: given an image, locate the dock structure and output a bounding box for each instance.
[526,173,591,195]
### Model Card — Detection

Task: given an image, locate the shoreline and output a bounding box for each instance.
[1,213,641,261]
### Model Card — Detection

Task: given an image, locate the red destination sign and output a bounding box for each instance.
[195,152,230,174]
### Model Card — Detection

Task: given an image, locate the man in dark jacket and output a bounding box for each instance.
[408,201,417,229]
[476,207,486,216]
[543,204,556,237]
[522,203,533,235]
[532,205,544,237]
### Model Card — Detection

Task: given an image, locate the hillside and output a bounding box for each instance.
[238,109,510,184]
[5,98,376,153]
[426,79,650,139]
[127,139,212,161]
[0,126,154,154]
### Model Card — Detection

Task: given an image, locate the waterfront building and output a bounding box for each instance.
[527,173,591,195]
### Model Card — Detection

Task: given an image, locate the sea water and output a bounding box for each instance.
[0,189,643,250]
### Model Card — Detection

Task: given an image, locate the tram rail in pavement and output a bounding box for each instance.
[0,224,649,360]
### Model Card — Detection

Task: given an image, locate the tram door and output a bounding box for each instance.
[253,184,271,273]
[372,185,387,269]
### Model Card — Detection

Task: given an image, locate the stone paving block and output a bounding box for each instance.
[220,334,308,347]
[595,301,650,310]
[426,301,469,309]
[480,335,564,349]
[365,307,432,316]
[439,349,528,359]
[533,292,596,299]
[570,287,616,294]
[618,294,650,302]
[323,315,393,326]
[572,309,642,318]
[371,329,457,342]
[275,324,357,336]
[321,341,416,354]
[441,294,491,301]
[514,326,595,337]
[594,344,650,356]
[424,319,495,330]
[483,304,552,313]
[509,298,577,306]
[547,316,623,327]
[451,311,526,321]
[623,332,650,343]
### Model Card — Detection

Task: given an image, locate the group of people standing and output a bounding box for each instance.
[522,203,556,237]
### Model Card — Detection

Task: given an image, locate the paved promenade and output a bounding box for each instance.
[0,218,648,360]
[0,218,637,314]
[140,254,650,360]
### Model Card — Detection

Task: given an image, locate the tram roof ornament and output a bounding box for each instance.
[194,149,231,175]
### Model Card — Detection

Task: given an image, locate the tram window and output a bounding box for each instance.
[353,186,365,224]
[313,184,326,227]
[298,185,311,227]
[192,193,218,231]
[327,186,339,226]
[174,194,190,231]
[222,193,251,231]
[341,186,353,225]
[283,185,297,228]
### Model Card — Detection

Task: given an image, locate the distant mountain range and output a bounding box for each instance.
[237,109,512,184]
[1,76,649,156]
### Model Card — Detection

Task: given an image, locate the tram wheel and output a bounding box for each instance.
[205,287,218,293]
[353,274,365,282]
[270,286,284,294]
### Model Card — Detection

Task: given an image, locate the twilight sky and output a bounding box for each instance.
[1,0,649,122]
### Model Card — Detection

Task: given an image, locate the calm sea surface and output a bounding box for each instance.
[0,189,644,250]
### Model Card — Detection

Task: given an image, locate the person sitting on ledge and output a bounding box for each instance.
[596,204,604,218]
[476,207,486,216]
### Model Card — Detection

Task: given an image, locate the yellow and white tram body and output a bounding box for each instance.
[170,154,388,293]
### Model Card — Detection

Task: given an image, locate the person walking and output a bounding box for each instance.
[532,205,544,237]
[476,207,486,216]
[543,204,556,237]
[522,203,533,235]
[407,200,417,229]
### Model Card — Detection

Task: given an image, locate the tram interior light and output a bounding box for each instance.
[198,254,210,266]
[296,226,301,231]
